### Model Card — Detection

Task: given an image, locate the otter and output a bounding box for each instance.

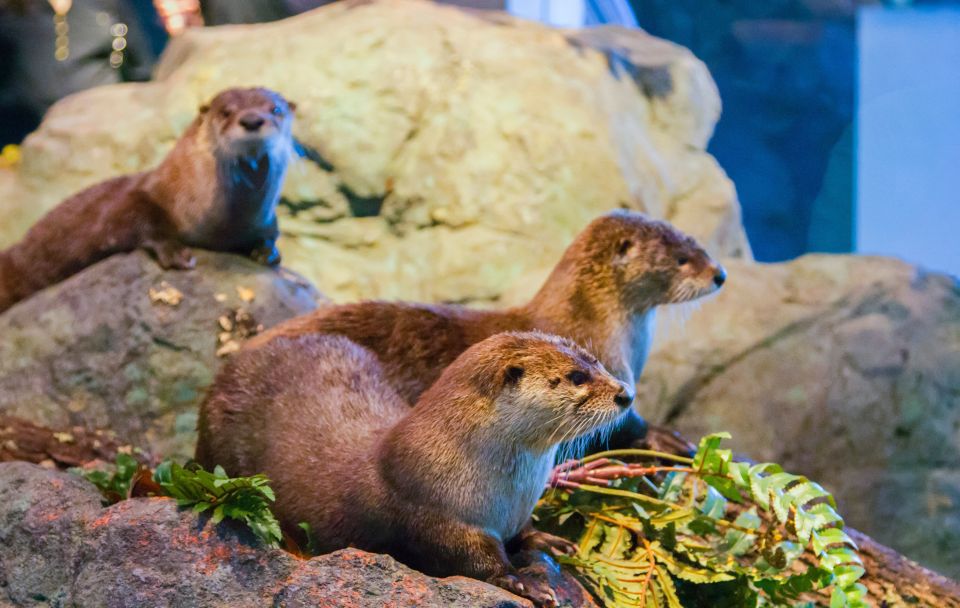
[241,210,726,449]
[0,87,296,313]
[196,331,632,607]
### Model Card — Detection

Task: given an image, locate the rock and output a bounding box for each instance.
[272,550,529,608]
[0,462,104,606]
[637,255,960,578]
[0,251,322,460]
[0,462,529,607]
[0,0,749,305]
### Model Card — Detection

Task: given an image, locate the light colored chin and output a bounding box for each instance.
[220,132,285,160]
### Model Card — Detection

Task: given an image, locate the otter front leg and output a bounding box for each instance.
[249,239,281,267]
[249,219,281,267]
[142,238,196,270]
[514,521,577,556]
[410,515,558,607]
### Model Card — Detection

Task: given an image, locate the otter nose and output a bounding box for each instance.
[239,114,265,132]
[613,384,635,409]
[713,266,727,287]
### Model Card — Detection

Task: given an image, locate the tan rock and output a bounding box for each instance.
[0,0,748,304]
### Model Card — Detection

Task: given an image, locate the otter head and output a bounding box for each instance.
[460,331,633,452]
[198,87,296,160]
[581,210,726,311]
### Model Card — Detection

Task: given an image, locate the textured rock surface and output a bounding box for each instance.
[0,462,529,607]
[0,251,321,460]
[0,0,748,304]
[635,255,960,578]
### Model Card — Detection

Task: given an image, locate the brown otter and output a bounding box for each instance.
[241,210,726,450]
[0,87,296,313]
[196,331,632,607]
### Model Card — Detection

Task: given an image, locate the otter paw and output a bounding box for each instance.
[489,573,558,607]
[145,241,196,271]
[250,243,281,267]
[521,530,578,556]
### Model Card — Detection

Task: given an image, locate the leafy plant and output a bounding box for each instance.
[73,452,144,503]
[534,433,869,608]
[297,521,322,556]
[153,461,283,547]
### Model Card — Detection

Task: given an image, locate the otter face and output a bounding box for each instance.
[597,210,726,308]
[488,332,633,451]
[199,87,296,159]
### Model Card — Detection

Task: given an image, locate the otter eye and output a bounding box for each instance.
[567,370,590,386]
[677,257,689,266]
[617,239,632,256]
[220,108,232,118]
[271,105,283,116]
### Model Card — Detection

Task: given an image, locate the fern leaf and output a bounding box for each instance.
[652,544,735,584]
[699,484,728,519]
[811,528,857,555]
[650,507,697,529]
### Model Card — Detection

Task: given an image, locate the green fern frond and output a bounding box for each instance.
[535,433,870,608]
[154,460,282,547]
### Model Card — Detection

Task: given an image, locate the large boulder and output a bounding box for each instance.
[0,0,748,304]
[0,251,322,460]
[0,462,530,607]
[636,255,960,578]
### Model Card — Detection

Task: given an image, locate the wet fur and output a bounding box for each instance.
[240,210,725,451]
[0,87,295,313]
[197,331,629,604]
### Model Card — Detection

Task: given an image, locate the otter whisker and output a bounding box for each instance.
[543,410,573,447]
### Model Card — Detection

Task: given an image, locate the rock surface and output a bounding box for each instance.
[0,462,530,607]
[635,255,960,579]
[0,0,748,304]
[0,251,321,460]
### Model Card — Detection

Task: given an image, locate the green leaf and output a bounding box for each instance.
[659,471,688,502]
[73,452,143,504]
[699,484,729,519]
[703,475,745,503]
[534,432,868,608]
[152,460,283,548]
[812,528,857,555]
[650,507,696,529]
[693,432,732,475]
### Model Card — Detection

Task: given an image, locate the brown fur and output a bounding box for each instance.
[196,331,632,607]
[0,87,296,313]
[240,210,726,448]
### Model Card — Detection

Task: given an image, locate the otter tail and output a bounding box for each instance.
[0,237,74,314]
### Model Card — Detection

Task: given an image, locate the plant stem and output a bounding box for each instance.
[580,449,695,465]
[576,483,674,508]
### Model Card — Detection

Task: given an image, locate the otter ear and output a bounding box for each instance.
[287,100,297,112]
[503,365,525,386]
[198,103,210,114]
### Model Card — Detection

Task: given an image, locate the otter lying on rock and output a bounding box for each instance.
[240,210,726,450]
[0,87,296,313]
[196,331,632,607]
